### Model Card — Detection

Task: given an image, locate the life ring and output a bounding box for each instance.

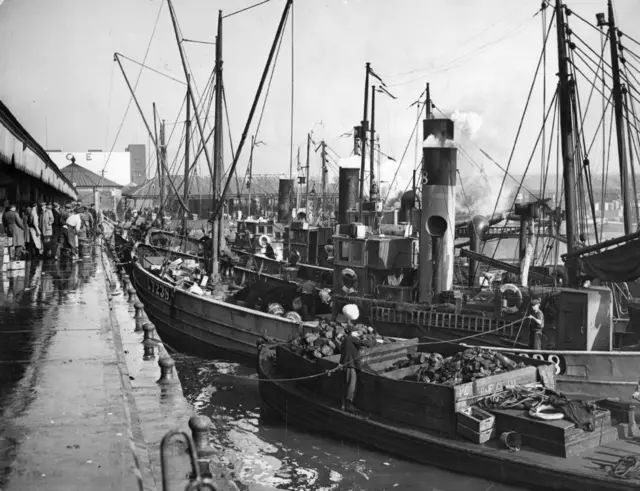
[499,283,522,315]
[529,404,564,421]
[258,234,271,248]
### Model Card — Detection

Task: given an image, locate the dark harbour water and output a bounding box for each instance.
[174,353,522,491]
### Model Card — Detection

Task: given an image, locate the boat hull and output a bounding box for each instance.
[257,348,638,491]
[371,316,640,407]
[130,260,308,358]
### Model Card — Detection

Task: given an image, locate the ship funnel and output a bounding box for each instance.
[399,190,415,222]
[338,166,359,225]
[277,179,294,223]
[419,116,456,302]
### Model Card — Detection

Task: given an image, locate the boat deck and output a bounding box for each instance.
[258,351,640,490]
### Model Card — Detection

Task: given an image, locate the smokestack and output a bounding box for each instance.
[338,166,359,225]
[399,190,416,222]
[277,179,294,222]
[467,215,490,287]
[419,117,456,302]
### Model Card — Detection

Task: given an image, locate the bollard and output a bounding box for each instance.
[189,415,215,458]
[134,302,145,320]
[157,356,177,384]
[142,322,155,341]
[188,415,215,479]
[127,287,137,302]
[142,338,156,360]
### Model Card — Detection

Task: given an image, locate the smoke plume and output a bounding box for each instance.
[457,173,515,216]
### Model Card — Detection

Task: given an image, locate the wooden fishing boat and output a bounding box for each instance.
[130,244,311,357]
[258,339,640,491]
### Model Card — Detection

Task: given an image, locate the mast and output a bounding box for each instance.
[555,0,579,286]
[153,102,161,212]
[248,136,255,217]
[160,120,166,215]
[606,0,633,233]
[358,62,370,221]
[369,86,377,203]
[166,0,213,177]
[212,0,294,220]
[183,75,191,240]
[321,140,327,222]
[211,10,224,278]
[296,146,301,210]
[305,132,310,218]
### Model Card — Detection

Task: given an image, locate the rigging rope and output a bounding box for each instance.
[116,53,187,86]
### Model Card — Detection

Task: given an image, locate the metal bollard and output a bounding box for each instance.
[142,338,156,360]
[134,302,145,320]
[157,356,177,384]
[188,415,215,458]
[142,322,155,341]
[127,287,136,302]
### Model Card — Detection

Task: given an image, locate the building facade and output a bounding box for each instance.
[125,144,146,185]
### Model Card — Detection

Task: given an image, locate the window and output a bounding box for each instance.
[350,242,363,264]
[339,241,349,261]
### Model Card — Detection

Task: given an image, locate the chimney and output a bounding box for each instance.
[338,166,359,225]
[419,117,456,302]
[277,179,294,222]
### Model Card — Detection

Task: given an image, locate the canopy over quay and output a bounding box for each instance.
[0,101,77,201]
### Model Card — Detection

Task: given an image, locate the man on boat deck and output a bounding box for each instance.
[526,298,545,350]
[340,304,362,412]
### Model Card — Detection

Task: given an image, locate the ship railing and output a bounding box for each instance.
[373,306,516,338]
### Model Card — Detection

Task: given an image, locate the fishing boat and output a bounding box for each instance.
[323,0,640,408]
[258,337,640,490]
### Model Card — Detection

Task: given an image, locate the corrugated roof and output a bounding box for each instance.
[61,163,123,189]
[125,173,338,198]
[0,101,77,199]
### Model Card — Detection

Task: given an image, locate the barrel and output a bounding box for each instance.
[277,179,294,223]
[338,167,359,225]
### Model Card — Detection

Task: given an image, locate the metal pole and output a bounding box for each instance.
[211,10,224,278]
[321,141,327,221]
[555,0,578,285]
[358,62,370,221]
[296,146,301,210]
[213,0,293,219]
[248,136,255,217]
[369,86,377,202]
[153,103,161,211]
[166,0,213,178]
[183,75,191,239]
[305,132,310,217]
[607,0,633,233]
[160,120,166,214]
[113,53,188,212]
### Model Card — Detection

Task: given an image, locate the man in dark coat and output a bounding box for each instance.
[2,205,26,256]
[51,203,63,259]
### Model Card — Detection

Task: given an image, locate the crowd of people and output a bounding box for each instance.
[0,200,104,262]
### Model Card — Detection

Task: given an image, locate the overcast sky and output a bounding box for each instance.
[2,0,640,200]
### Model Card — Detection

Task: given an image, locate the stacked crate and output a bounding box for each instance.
[0,236,25,273]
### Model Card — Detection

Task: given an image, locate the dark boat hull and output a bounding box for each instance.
[257,348,639,491]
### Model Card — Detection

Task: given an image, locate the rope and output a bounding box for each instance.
[610,455,640,479]
[206,315,530,384]
[223,0,273,19]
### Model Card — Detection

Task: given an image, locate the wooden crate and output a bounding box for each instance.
[9,260,25,271]
[457,406,495,433]
[492,408,617,457]
[457,422,496,444]
[0,236,11,247]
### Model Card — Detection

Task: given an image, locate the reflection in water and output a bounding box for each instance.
[176,355,522,491]
[0,255,101,488]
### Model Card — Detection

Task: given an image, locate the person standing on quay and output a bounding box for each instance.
[64,207,82,262]
[2,204,25,257]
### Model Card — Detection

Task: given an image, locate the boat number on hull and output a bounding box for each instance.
[146,275,173,302]
[506,352,566,375]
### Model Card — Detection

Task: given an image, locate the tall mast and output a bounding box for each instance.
[153,102,161,211]
[305,132,311,217]
[606,0,633,233]
[166,0,213,177]
[183,75,191,240]
[211,10,224,278]
[358,62,370,221]
[160,120,166,214]
[369,86,377,203]
[248,136,255,217]
[321,140,327,222]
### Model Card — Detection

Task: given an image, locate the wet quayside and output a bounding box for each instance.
[0,252,522,491]
[174,352,523,491]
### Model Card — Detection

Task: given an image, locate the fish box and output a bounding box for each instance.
[457,406,496,433]
[368,347,555,435]
[0,236,12,247]
[457,422,496,444]
[9,260,25,271]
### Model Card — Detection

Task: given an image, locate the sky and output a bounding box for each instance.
[2,0,640,210]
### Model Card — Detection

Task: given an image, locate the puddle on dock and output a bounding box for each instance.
[175,353,525,491]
